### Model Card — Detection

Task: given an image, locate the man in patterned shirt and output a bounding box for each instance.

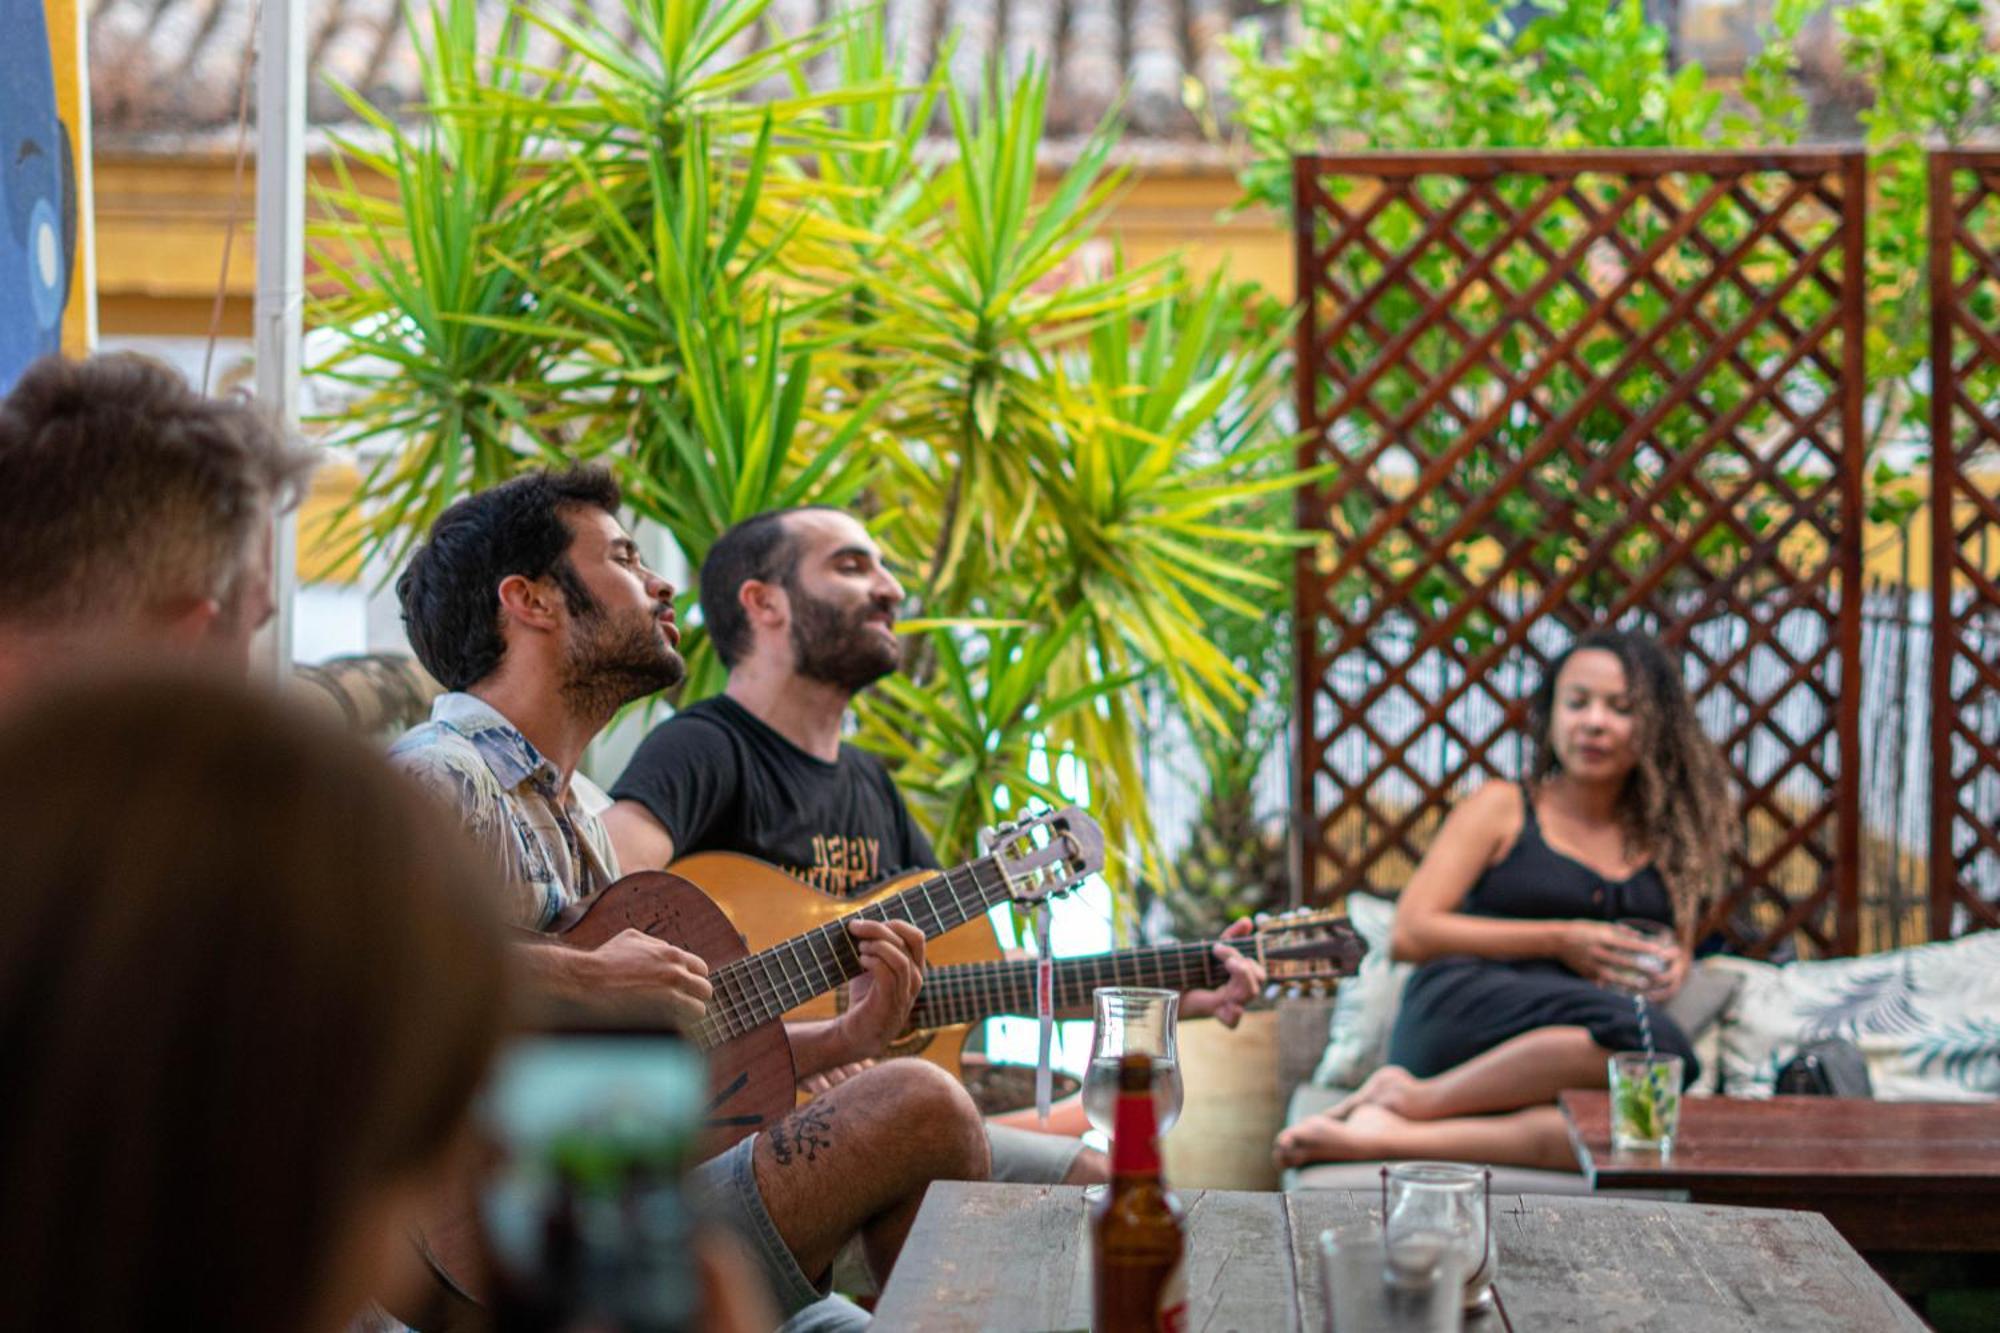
[390,467,987,1329]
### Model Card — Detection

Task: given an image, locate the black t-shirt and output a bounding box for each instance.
[610,694,938,897]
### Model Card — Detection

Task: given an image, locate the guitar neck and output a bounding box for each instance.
[908,941,1228,1031]
[696,858,1019,1048]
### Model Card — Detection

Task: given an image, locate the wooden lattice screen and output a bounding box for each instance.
[1292,150,1867,958]
[1928,149,2000,940]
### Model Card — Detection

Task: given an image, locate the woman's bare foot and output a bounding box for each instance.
[1273,1105,1404,1168]
[1329,1065,1432,1120]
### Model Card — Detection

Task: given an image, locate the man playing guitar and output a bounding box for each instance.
[602,505,1267,1186]
[391,470,989,1332]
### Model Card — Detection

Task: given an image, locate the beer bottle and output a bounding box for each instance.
[1092,1052,1188,1333]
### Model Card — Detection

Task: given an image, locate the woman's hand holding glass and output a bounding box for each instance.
[1635,938,1690,1003]
[1557,919,1681,995]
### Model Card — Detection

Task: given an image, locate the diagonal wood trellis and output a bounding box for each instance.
[1292,150,1867,958]
[1928,150,2000,941]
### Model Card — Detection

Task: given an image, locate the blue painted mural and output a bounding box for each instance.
[1,0,76,392]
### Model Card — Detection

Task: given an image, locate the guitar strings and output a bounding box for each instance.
[911,926,1351,1028]
[694,855,1004,1046]
[707,857,987,1038]
[689,840,1330,1044]
[917,932,1341,1001]
[912,944,1224,1028]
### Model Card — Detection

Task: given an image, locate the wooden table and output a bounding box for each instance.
[871,1182,1924,1331]
[1561,1091,2000,1254]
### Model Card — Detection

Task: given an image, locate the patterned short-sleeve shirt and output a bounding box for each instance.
[390,692,621,932]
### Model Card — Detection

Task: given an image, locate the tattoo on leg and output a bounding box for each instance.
[768,1102,836,1167]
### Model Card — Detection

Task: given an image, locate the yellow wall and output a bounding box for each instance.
[49,0,95,352]
[95,157,259,337]
[91,154,1286,336]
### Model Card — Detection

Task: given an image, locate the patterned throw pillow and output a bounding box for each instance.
[1310,892,1412,1090]
[1711,932,2000,1100]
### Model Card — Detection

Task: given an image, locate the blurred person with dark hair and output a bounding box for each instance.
[391,468,989,1331]
[0,673,511,1331]
[0,352,317,696]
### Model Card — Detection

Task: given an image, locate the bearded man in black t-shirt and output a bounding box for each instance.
[604,506,1265,1187]
[607,507,934,895]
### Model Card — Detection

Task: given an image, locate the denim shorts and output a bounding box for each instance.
[686,1134,827,1317]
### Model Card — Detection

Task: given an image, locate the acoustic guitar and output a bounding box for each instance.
[671,853,1369,1082]
[414,807,1104,1309]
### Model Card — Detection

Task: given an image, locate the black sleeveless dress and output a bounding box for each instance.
[1384,786,1698,1080]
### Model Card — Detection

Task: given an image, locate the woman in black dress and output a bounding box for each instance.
[1276,629,1734,1171]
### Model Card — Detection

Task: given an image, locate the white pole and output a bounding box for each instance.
[253,0,306,679]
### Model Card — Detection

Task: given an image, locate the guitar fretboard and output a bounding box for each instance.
[908,942,1230,1031]
[694,856,1018,1047]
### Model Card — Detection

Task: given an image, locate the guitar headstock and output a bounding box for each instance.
[981,807,1105,904]
[1249,908,1369,996]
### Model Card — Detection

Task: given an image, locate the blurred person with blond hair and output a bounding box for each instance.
[0,352,316,701]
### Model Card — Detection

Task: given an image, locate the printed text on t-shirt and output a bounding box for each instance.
[791,834,885,897]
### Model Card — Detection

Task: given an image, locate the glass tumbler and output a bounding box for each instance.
[1382,1162,1497,1312]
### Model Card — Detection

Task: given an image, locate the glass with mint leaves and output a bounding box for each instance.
[1608,1051,1683,1154]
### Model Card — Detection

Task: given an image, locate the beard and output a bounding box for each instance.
[559,602,686,716]
[788,582,902,693]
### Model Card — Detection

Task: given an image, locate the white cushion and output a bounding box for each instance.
[1710,933,2000,1100]
[1309,893,1413,1089]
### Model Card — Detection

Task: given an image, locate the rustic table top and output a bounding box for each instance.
[871,1182,1925,1331]
[1561,1091,2000,1190]
[1561,1090,2000,1254]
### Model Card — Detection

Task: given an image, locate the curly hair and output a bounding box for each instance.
[1526,629,1736,938]
[396,465,623,690]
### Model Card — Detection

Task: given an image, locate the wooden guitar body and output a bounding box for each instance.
[411,871,795,1312]
[670,852,999,1080]
[560,870,798,1153]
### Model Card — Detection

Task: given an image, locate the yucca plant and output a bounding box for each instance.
[854,608,1141,856]
[310,0,1321,917]
[854,62,1178,612]
[995,270,1307,884]
[310,2,571,571]
[1146,445,1299,938]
